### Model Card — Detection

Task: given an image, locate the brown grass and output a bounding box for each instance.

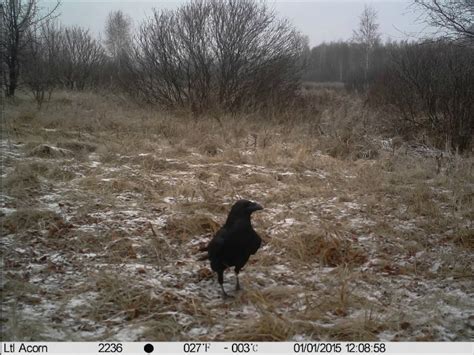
[88,271,166,322]
[2,208,63,234]
[28,144,74,159]
[1,305,45,341]
[2,90,473,342]
[223,311,295,341]
[3,160,75,202]
[450,228,474,250]
[163,213,221,242]
[280,231,368,266]
[324,315,383,341]
[57,140,97,154]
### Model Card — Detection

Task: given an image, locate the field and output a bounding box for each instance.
[1,90,473,341]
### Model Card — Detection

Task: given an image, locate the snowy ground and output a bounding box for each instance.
[1,107,473,341]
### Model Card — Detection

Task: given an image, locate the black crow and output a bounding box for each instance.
[202,200,263,298]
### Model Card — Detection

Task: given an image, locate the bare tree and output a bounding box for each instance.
[58,26,106,90]
[209,0,305,110]
[1,0,59,97]
[103,10,133,89]
[127,0,305,112]
[413,0,474,45]
[129,9,185,106]
[22,21,61,106]
[104,10,132,59]
[352,4,381,86]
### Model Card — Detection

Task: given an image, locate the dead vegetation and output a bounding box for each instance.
[1,90,473,341]
[28,144,74,159]
[2,208,63,234]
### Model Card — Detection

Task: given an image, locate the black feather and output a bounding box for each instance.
[205,199,263,298]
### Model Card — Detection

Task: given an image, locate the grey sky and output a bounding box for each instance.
[45,0,428,46]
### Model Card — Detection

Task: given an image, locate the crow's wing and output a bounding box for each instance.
[207,227,227,256]
[249,232,262,255]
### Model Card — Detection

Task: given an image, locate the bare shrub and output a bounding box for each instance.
[126,0,306,112]
[57,26,106,90]
[413,0,474,45]
[22,22,62,107]
[371,42,474,152]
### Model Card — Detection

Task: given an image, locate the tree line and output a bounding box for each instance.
[1,0,306,114]
[302,2,473,152]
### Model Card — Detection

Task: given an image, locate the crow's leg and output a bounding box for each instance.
[235,268,242,291]
[217,269,232,298]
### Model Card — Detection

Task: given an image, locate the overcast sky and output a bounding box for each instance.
[44,1,430,46]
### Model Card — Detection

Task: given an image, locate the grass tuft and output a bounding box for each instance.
[281,231,367,267]
[2,208,63,233]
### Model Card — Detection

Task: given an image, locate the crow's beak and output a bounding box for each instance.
[250,202,263,212]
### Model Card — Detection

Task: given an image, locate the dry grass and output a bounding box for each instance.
[28,144,74,159]
[223,311,295,341]
[2,159,75,207]
[323,316,384,341]
[278,230,367,267]
[163,214,220,241]
[3,165,42,200]
[1,90,472,341]
[450,228,474,250]
[1,278,47,340]
[87,271,166,322]
[57,139,97,154]
[1,208,63,234]
[1,305,45,341]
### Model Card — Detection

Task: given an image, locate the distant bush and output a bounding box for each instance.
[57,26,107,90]
[125,0,306,113]
[370,42,474,153]
[23,24,108,93]
[22,22,62,107]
